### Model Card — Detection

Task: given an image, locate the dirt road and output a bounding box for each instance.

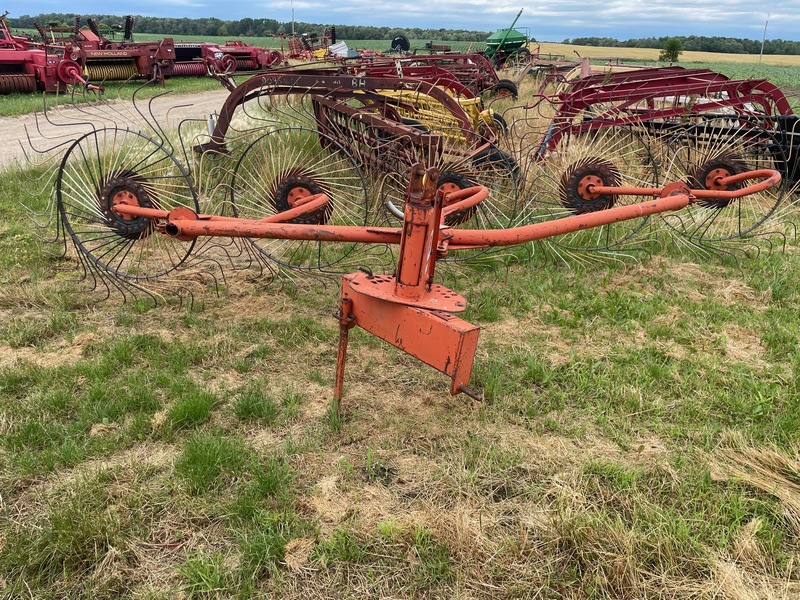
[0,89,230,171]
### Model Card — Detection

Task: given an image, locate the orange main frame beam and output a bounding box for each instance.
[115,168,781,250]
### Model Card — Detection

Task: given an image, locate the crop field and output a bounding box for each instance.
[1,60,800,599]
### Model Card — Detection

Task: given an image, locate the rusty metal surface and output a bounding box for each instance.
[341,278,480,394]
[203,72,477,153]
[333,165,480,408]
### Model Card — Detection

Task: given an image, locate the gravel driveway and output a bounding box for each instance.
[0,89,230,171]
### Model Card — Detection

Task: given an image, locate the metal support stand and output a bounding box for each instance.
[332,164,483,417]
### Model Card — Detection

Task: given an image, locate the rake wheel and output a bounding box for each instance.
[378,138,521,263]
[229,127,370,270]
[96,171,156,240]
[57,128,198,280]
[691,153,749,210]
[659,121,787,241]
[505,49,531,69]
[520,124,659,250]
[560,158,620,214]
[270,169,330,224]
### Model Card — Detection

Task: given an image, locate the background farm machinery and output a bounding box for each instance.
[172,40,282,77]
[200,62,797,249]
[0,12,283,90]
[481,9,532,69]
[32,16,177,81]
[0,11,96,93]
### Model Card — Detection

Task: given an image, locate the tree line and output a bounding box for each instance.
[9,14,798,54]
[567,35,800,56]
[7,13,490,41]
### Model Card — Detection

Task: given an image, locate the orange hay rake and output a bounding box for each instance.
[108,158,780,412]
[25,71,786,413]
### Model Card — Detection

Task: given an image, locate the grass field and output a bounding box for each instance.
[1,57,800,598]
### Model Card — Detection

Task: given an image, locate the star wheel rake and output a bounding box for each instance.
[657,120,789,243]
[56,128,199,282]
[516,123,660,253]
[227,126,373,272]
[379,129,521,227]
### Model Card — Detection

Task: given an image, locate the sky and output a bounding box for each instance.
[7,0,800,42]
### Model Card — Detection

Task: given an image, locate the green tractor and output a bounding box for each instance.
[482,9,532,68]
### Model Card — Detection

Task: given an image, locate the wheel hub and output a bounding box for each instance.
[560,158,620,214]
[692,153,747,209]
[437,170,474,226]
[272,170,330,224]
[98,171,155,239]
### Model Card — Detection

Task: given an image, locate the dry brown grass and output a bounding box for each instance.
[533,43,800,68]
[709,441,800,538]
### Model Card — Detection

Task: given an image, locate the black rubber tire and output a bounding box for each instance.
[473,147,519,178]
[492,113,508,135]
[492,79,518,99]
[390,35,410,53]
[401,117,430,132]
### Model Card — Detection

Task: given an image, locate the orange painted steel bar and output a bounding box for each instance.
[588,169,782,201]
[113,193,331,224]
[395,166,443,302]
[163,219,404,245]
[441,185,491,218]
[149,169,780,250]
[333,297,355,417]
[449,193,692,248]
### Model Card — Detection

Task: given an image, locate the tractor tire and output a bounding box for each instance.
[391,35,410,53]
[492,79,518,99]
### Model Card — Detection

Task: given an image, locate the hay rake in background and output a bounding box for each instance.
[198,71,521,235]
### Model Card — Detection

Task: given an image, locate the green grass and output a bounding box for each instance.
[233,382,280,424]
[3,76,800,598]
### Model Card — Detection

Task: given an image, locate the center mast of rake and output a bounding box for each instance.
[334,165,482,412]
